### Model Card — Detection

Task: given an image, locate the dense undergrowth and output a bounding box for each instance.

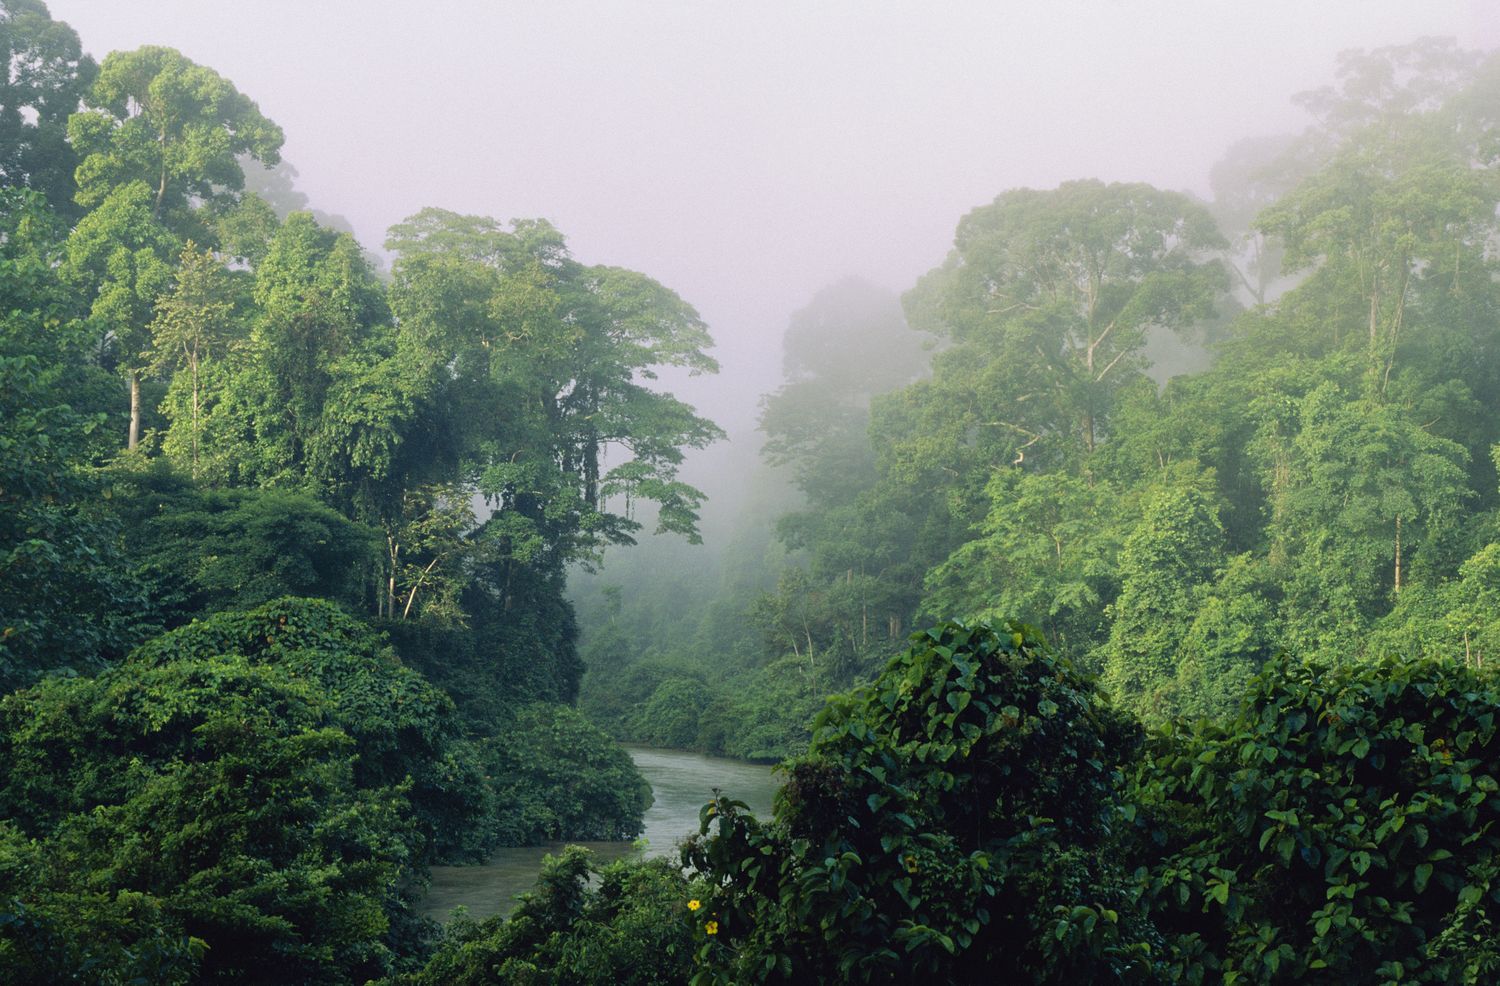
[411,622,1500,986]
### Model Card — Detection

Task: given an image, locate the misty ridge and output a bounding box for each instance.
[10,0,1500,982]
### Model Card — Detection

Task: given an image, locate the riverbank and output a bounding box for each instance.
[421,745,779,922]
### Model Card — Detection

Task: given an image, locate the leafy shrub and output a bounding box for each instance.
[711,654,823,761]
[0,655,413,985]
[131,596,491,861]
[580,658,698,741]
[0,823,203,986]
[483,704,653,845]
[0,355,144,689]
[685,620,1155,984]
[630,676,708,749]
[1130,653,1500,984]
[389,846,698,985]
[109,463,377,631]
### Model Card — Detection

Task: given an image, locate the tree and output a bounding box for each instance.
[386,209,724,613]
[0,355,143,689]
[1206,134,1305,306]
[149,243,240,476]
[64,45,283,449]
[60,181,177,449]
[1259,383,1470,656]
[248,212,390,479]
[760,277,927,504]
[1258,120,1496,397]
[1368,539,1500,670]
[1099,477,1227,719]
[807,181,1232,646]
[68,45,283,234]
[924,470,1125,656]
[903,179,1226,460]
[0,0,96,218]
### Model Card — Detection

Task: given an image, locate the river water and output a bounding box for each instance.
[420,745,779,922]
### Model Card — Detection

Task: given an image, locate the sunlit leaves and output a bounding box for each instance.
[69,45,283,235]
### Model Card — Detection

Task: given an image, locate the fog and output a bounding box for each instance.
[46,0,1500,537]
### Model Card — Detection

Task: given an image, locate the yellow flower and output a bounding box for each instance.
[687,899,701,912]
[705,920,719,935]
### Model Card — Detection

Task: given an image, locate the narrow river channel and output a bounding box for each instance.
[420,746,779,922]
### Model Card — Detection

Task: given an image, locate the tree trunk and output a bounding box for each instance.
[128,371,141,450]
[1394,514,1402,596]
[190,353,200,479]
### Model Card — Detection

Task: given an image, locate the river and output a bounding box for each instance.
[420,745,779,922]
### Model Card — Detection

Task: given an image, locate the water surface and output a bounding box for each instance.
[421,745,778,922]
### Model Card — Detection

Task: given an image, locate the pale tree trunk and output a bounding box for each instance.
[1394,514,1402,596]
[190,353,201,478]
[128,371,141,450]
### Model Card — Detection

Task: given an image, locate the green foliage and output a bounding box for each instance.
[588,656,822,763]
[630,676,708,750]
[0,0,96,219]
[109,464,378,630]
[69,44,283,235]
[1370,541,1500,667]
[0,827,203,986]
[483,704,652,846]
[903,178,1226,463]
[1130,653,1500,984]
[387,208,724,564]
[128,596,490,862]
[1100,477,1228,719]
[149,243,242,477]
[389,847,697,986]
[925,470,1126,655]
[0,653,414,985]
[759,277,927,507]
[685,621,1154,984]
[1261,384,1471,657]
[61,179,177,374]
[0,354,143,688]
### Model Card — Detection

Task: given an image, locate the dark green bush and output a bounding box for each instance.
[131,596,492,861]
[1130,653,1500,984]
[0,655,413,985]
[684,620,1155,984]
[484,704,653,845]
[390,846,698,986]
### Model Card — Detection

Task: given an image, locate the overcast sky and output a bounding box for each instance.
[42,0,1500,522]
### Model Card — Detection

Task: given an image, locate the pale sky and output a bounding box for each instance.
[42,0,1500,523]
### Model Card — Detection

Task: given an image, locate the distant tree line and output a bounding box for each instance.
[579,37,1500,755]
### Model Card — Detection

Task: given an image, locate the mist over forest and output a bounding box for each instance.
[11,1,1500,983]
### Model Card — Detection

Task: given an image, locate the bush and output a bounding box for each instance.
[1130,653,1500,984]
[389,846,698,986]
[483,704,653,845]
[0,823,203,986]
[684,620,1155,984]
[131,597,491,861]
[109,464,377,632]
[630,676,708,749]
[0,655,413,985]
